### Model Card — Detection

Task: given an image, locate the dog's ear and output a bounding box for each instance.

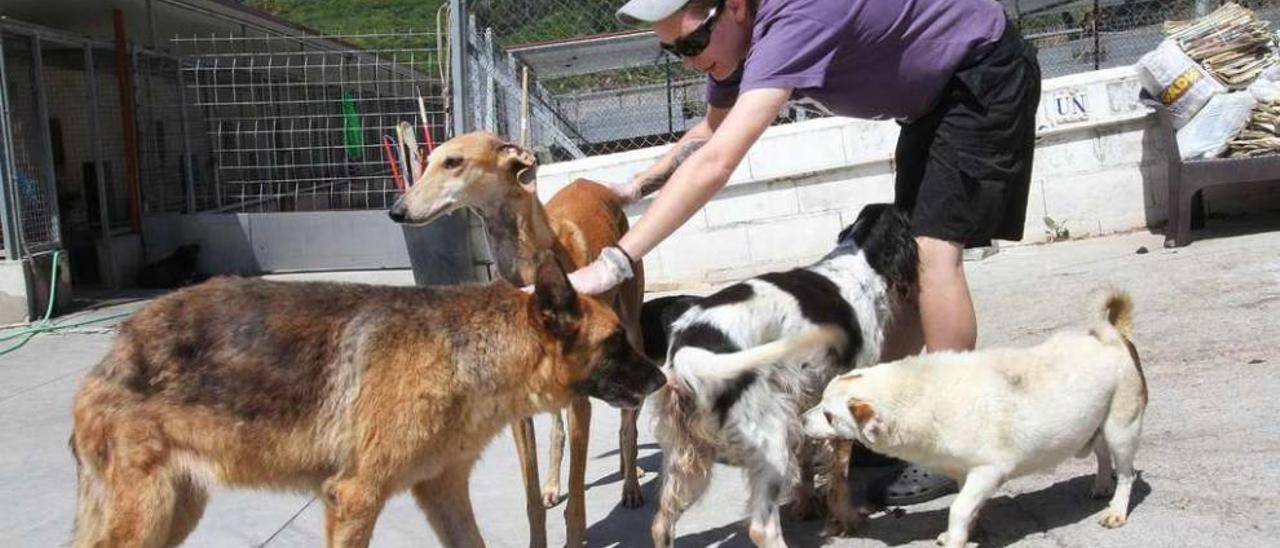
[498,143,538,191]
[530,253,581,342]
[849,399,885,445]
[639,295,697,362]
[856,205,918,294]
[836,223,857,244]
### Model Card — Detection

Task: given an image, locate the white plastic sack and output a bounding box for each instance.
[1137,40,1228,129]
[1248,63,1280,102]
[1176,91,1256,160]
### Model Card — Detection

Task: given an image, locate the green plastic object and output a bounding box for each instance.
[342,92,364,159]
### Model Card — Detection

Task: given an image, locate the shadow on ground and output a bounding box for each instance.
[856,474,1153,547]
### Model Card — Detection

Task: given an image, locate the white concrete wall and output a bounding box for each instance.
[0,262,30,324]
[534,66,1280,288]
[139,210,472,282]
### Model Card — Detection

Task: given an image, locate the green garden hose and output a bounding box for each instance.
[0,250,132,358]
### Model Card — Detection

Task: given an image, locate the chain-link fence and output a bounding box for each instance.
[1017,1,1279,78]
[457,0,1280,155]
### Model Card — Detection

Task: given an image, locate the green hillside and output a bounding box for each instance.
[244,0,626,46]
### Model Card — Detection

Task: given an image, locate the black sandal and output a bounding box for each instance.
[869,462,958,506]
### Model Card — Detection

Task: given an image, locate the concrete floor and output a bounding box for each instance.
[2,220,1278,547]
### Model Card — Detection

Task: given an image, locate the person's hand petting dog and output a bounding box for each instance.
[603,178,642,205]
[522,246,634,295]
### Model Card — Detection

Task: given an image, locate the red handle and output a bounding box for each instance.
[382,135,405,192]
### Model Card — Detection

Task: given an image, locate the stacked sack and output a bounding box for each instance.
[1164,2,1275,87]
[1228,66,1280,157]
[1137,3,1278,160]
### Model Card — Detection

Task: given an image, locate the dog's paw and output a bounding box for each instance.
[935,532,969,548]
[1099,512,1128,529]
[620,481,644,509]
[541,487,564,508]
[822,511,865,537]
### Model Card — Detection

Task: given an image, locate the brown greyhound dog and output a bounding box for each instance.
[70,256,665,548]
[389,132,648,547]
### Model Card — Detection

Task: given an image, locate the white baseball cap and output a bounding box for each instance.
[616,0,691,25]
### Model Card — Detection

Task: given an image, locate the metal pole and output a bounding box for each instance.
[113,9,144,233]
[146,0,160,50]
[84,47,110,245]
[482,27,496,132]
[449,0,470,136]
[85,46,117,287]
[0,29,23,260]
[31,34,63,248]
[665,61,674,136]
[1092,0,1100,71]
[177,59,196,213]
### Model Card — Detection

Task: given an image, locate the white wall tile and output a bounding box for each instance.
[747,126,848,180]
[746,213,843,263]
[704,181,799,226]
[795,166,894,213]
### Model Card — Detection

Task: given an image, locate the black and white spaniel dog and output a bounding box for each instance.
[644,203,919,548]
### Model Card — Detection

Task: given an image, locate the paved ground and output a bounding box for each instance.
[2,220,1278,547]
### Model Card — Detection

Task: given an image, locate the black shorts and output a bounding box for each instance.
[894,20,1042,247]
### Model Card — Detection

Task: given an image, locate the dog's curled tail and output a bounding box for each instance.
[1091,287,1134,343]
[673,325,845,389]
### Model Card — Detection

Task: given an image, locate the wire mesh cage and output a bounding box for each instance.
[135,54,192,216]
[0,24,191,264]
[86,46,132,232]
[1,33,59,254]
[174,31,447,213]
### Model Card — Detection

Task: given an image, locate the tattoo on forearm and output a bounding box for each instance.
[637,139,707,197]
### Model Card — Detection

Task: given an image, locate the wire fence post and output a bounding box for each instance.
[1092,0,1101,71]
[450,0,469,136]
[84,45,119,286]
[176,60,196,214]
[31,34,62,249]
[112,9,143,233]
[0,30,21,260]
[483,26,496,132]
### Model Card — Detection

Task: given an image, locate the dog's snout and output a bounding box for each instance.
[642,362,667,395]
[803,405,838,439]
[388,200,407,223]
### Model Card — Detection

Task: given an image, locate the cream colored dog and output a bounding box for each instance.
[803,289,1146,548]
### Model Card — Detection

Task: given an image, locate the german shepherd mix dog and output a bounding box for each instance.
[389,132,647,547]
[69,257,665,548]
[643,204,919,548]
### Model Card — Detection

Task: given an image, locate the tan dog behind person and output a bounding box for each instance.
[389,132,647,546]
[69,256,665,548]
[804,288,1146,548]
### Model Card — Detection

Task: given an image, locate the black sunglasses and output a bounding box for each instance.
[659,1,726,58]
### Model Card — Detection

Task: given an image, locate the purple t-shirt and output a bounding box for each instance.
[708,0,1006,121]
